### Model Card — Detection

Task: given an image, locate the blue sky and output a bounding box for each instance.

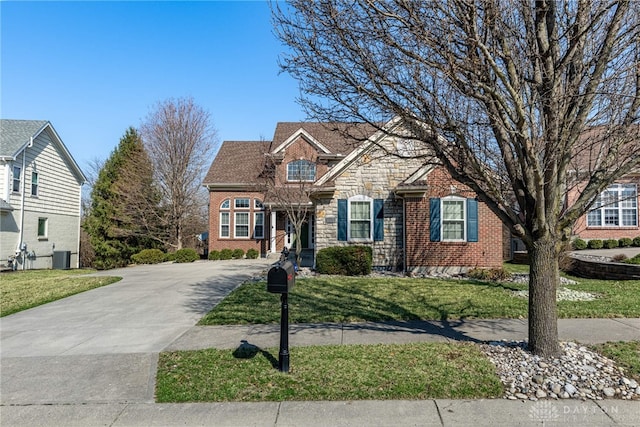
[1,0,305,171]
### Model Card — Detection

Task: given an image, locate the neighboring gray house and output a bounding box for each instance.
[0,120,86,270]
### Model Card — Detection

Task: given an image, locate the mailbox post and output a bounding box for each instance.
[266,260,295,373]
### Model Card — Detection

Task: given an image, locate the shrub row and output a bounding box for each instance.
[316,246,372,276]
[467,267,512,282]
[572,236,640,250]
[208,248,259,260]
[131,248,199,264]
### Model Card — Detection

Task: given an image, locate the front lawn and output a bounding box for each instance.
[198,273,640,325]
[156,342,503,402]
[0,269,121,316]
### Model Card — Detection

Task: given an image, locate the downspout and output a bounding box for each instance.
[16,138,32,268]
[394,192,406,275]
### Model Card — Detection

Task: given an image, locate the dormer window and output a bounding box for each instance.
[287,160,316,182]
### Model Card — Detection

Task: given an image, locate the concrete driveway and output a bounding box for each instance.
[0,258,271,405]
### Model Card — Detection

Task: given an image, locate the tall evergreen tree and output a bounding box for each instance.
[83,127,162,269]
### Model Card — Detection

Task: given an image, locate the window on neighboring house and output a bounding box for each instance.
[429,197,478,242]
[38,217,48,238]
[287,160,316,181]
[254,199,264,210]
[337,196,384,242]
[235,198,250,209]
[235,212,249,238]
[587,184,638,227]
[31,172,39,196]
[254,212,264,239]
[220,199,230,209]
[12,166,21,193]
[220,212,230,238]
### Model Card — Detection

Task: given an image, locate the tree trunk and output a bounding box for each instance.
[528,237,561,357]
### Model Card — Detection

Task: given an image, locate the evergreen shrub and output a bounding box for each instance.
[604,239,619,249]
[587,239,603,249]
[572,238,587,250]
[316,246,372,276]
[131,249,165,264]
[174,248,199,263]
[232,249,245,259]
[246,248,259,259]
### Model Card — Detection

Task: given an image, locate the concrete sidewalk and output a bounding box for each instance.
[2,318,639,427]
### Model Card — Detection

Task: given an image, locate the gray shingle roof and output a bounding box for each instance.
[0,120,49,157]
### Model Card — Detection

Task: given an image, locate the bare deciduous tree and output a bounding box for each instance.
[273,0,640,356]
[260,143,318,266]
[141,97,218,250]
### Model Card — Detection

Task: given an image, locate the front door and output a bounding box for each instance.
[300,221,309,249]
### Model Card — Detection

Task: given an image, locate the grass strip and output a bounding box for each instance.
[589,341,640,379]
[0,270,121,316]
[156,342,503,402]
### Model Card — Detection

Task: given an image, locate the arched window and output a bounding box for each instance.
[287,160,316,181]
[220,199,230,209]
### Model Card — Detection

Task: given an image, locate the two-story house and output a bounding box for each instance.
[0,120,86,270]
[204,120,509,273]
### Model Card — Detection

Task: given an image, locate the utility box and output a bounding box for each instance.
[267,261,295,293]
[52,251,71,270]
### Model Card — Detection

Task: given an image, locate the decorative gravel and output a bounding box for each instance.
[511,287,598,302]
[481,341,640,401]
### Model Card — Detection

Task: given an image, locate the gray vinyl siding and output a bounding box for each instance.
[1,127,83,268]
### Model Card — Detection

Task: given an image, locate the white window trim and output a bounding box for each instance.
[234,212,250,238]
[219,212,230,238]
[347,195,373,242]
[254,212,264,239]
[441,196,467,242]
[220,199,230,210]
[287,159,316,182]
[587,184,638,227]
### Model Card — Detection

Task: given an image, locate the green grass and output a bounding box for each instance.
[590,341,640,379]
[198,273,640,325]
[156,342,503,402]
[0,269,121,316]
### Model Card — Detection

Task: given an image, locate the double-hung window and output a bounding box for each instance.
[12,166,21,193]
[349,196,373,240]
[235,212,249,238]
[587,184,638,227]
[442,198,466,241]
[430,197,478,242]
[337,196,384,242]
[254,212,264,239]
[31,172,39,196]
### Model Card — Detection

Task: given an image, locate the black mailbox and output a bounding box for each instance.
[267,261,295,293]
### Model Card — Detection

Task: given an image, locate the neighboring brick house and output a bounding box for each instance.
[0,120,86,270]
[567,129,639,242]
[570,174,639,241]
[203,120,508,273]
